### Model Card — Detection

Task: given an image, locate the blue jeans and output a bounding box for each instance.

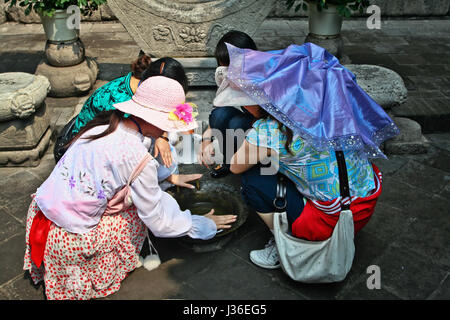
[241,165,305,231]
[209,107,254,167]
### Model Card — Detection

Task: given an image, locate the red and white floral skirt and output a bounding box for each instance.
[23,197,147,300]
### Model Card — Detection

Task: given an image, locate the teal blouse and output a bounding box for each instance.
[72,72,134,134]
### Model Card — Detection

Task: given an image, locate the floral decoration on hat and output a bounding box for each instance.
[168,102,198,124]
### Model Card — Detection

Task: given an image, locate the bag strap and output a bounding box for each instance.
[334,151,351,211]
[127,153,153,186]
[273,174,287,212]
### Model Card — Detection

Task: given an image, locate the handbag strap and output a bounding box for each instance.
[273,152,351,212]
[273,174,287,211]
[127,153,153,186]
[335,151,351,211]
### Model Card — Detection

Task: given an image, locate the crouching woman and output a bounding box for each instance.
[23,76,236,300]
[230,110,382,270]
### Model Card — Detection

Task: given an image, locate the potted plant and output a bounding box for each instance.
[4,0,107,41]
[286,0,371,36]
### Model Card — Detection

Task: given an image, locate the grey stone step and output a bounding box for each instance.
[392,98,450,133]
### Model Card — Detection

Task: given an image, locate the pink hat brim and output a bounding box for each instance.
[113,99,198,133]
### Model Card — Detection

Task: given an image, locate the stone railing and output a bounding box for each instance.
[1,0,449,24]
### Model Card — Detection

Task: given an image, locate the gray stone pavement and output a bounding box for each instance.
[0,18,449,300]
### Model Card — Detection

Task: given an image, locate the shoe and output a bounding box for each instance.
[210,164,230,178]
[249,237,280,269]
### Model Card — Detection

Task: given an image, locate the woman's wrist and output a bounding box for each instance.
[202,136,213,142]
[158,135,169,142]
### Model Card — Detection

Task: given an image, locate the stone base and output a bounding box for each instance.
[0,102,51,150]
[177,57,218,87]
[45,38,86,67]
[305,33,343,58]
[0,127,52,167]
[385,117,430,155]
[35,58,98,98]
[0,102,52,167]
[345,64,408,110]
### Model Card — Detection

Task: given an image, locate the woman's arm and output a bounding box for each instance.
[154,132,173,168]
[131,160,235,239]
[230,140,271,174]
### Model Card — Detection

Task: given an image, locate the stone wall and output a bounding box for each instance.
[270,0,450,17]
[1,0,449,24]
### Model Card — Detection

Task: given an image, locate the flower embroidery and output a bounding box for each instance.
[97,189,106,200]
[57,154,67,168]
[168,103,198,124]
[69,176,76,189]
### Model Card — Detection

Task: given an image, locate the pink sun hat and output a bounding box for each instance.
[113,76,198,133]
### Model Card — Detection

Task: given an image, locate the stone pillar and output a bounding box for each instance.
[35,37,98,97]
[0,72,52,167]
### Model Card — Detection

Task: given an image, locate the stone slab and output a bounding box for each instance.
[428,275,450,300]
[373,244,448,299]
[0,169,43,204]
[0,208,23,243]
[0,274,45,300]
[183,250,302,300]
[0,232,26,285]
[2,194,35,225]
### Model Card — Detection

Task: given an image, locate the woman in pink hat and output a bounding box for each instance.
[23,76,237,300]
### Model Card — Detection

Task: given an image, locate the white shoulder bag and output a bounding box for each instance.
[273,151,355,283]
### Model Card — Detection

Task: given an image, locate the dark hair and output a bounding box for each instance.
[65,110,124,149]
[214,30,257,66]
[141,57,189,93]
[259,110,294,155]
[279,122,294,155]
[131,51,152,79]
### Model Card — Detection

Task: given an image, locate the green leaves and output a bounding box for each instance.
[3,0,107,16]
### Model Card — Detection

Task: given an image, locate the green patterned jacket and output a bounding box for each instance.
[72,72,134,134]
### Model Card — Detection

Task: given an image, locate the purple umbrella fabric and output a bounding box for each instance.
[225,42,400,159]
